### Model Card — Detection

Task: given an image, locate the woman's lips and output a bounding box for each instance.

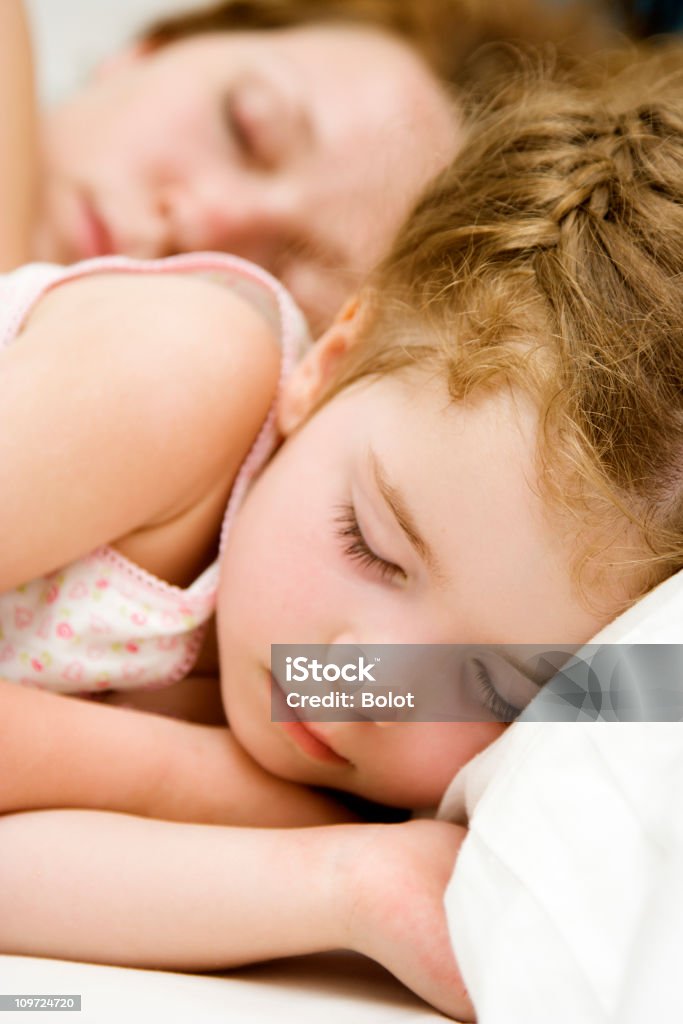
[269,672,350,766]
[76,195,115,258]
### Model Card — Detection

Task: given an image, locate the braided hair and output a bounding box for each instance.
[312,43,683,610]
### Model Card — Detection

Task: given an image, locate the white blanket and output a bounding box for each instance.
[439,570,683,1022]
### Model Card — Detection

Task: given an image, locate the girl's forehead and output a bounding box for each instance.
[330,374,539,498]
[367,371,536,433]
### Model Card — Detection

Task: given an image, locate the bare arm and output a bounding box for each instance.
[0,273,359,826]
[92,674,229,726]
[0,811,474,1020]
[0,679,358,827]
[0,273,280,593]
[0,0,38,269]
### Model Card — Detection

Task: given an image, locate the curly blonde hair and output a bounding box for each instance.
[313,43,683,613]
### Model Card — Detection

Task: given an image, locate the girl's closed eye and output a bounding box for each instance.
[471,658,520,722]
[333,502,406,583]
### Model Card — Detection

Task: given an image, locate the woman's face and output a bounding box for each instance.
[36,23,459,332]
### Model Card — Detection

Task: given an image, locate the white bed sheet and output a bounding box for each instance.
[0,951,446,1023]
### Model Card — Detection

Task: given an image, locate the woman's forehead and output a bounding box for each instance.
[272,22,459,157]
[269,27,459,271]
[207,23,459,312]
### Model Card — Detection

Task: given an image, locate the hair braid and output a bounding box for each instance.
[314,43,683,609]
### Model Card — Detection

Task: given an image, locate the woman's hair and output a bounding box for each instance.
[314,43,683,613]
[144,0,615,90]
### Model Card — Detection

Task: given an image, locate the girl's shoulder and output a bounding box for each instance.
[24,262,284,478]
[1,251,311,371]
[0,257,287,593]
[20,255,284,362]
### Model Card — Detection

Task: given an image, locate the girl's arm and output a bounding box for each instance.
[0,272,280,593]
[0,0,38,270]
[92,674,229,726]
[0,679,358,827]
[0,274,358,826]
[0,811,474,1021]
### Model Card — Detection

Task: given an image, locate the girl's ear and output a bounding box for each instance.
[277,296,366,436]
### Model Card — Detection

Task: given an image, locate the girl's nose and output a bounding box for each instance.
[328,633,406,729]
[329,628,418,648]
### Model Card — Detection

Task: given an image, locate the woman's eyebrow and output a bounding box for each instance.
[367,447,448,583]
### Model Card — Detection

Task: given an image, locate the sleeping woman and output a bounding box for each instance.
[6,0,612,331]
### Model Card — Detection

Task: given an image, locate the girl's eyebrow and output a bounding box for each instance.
[367,447,448,584]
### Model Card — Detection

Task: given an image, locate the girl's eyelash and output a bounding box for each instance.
[333,502,405,583]
[472,659,520,722]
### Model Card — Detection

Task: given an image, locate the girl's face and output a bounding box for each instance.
[216,315,614,808]
[36,24,458,334]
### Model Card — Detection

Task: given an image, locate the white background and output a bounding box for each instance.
[26,0,210,105]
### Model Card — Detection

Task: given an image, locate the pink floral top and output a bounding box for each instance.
[0,253,311,693]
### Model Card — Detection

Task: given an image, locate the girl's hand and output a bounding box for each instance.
[341,819,475,1021]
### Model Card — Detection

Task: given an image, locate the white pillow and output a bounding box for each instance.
[438,568,683,1023]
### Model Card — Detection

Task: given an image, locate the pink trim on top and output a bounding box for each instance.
[88,546,217,603]
[143,621,210,690]
[0,264,66,349]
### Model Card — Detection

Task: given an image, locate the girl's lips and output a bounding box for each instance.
[279,720,350,765]
[269,671,350,766]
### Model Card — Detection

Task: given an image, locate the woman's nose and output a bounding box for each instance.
[159,175,289,262]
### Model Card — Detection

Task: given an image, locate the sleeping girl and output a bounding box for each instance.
[2,38,683,1024]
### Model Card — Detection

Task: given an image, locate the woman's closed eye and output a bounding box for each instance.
[223,77,288,169]
[333,502,406,583]
[223,90,263,165]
